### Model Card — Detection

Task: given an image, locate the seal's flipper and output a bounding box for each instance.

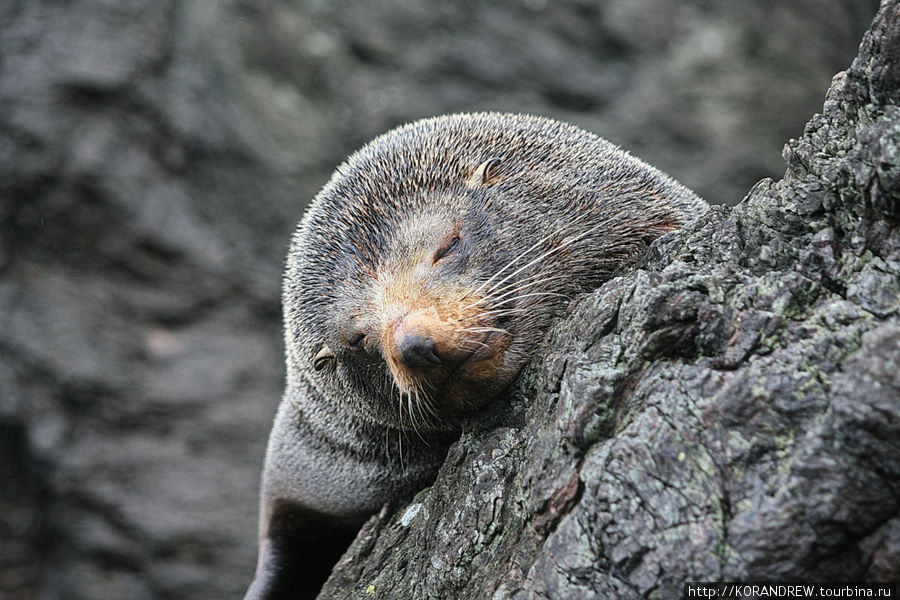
[244,502,358,600]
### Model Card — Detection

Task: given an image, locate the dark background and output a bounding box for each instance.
[0,1,879,598]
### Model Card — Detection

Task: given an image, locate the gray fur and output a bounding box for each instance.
[244,113,706,599]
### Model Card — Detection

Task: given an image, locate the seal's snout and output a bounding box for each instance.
[382,300,511,414]
[396,333,441,368]
[389,306,474,371]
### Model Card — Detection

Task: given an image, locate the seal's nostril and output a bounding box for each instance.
[397,334,441,368]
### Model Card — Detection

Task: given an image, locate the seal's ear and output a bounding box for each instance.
[313,344,335,371]
[466,157,503,189]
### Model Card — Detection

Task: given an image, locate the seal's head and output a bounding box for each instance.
[286,159,530,430]
[284,113,704,431]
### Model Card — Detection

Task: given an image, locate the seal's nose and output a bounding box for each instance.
[387,306,476,373]
[396,334,441,368]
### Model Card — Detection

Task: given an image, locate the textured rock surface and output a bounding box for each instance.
[0,1,880,599]
[321,3,900,598]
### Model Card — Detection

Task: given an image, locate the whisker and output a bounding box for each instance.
[455,341,491,353]
[471,214,613,308]
[479,236,582,300]
[463,292,570,321]
[469,211,595,298]
[463,274,570,312]
[488,267,570,293]
[462,272,570,312]
[453,309,531,327]
[396,388,405,472]
[457,326,509,335]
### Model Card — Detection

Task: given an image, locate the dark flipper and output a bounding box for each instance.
[244,502,361,600]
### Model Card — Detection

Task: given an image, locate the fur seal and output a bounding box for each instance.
[244,112,706,599]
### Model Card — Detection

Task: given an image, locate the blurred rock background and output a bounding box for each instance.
[0,1,878,598]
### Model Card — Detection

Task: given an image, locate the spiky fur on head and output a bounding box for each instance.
[283,112,705,432]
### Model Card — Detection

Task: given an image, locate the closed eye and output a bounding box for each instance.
[433,233,461,263]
